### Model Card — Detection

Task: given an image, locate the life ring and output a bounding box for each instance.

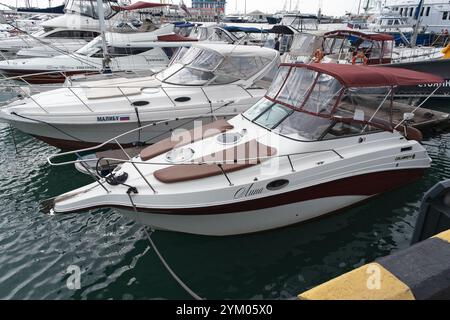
[352,52,368,65]
[313,49,324,63]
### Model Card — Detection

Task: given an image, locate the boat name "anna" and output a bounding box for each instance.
[234,183,264,199]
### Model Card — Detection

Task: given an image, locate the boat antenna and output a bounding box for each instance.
[97,0,112,73]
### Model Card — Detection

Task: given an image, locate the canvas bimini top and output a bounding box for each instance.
[324,30,395,42]
[287,63,445,88]
[242,63,444,141]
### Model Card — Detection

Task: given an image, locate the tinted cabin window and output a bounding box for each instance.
[443,12,449,20]
[47,30,99,39]
[162,47,179,59]
[426,7,430,16]
[107,47,152,57]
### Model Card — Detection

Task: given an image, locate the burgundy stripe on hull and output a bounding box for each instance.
[32,134,135,151]
[0,69,96,84]
[63,168,426,215]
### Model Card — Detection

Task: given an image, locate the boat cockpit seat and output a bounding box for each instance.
[154,140,277,184]
[140,119,234,161]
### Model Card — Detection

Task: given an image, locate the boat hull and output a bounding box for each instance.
[7,115,232,151]
[118,195,369,236]
[108,168,425,236]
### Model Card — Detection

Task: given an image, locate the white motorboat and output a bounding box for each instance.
[0,26,194,84]
[0,43,280,149]
[0,0,161,59]
[45,63,443,236]
[0,0,122,59]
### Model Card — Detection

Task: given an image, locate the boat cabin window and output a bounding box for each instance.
[161,47,182,60]
[106,46,152,57]
[65,0,117,20]
[243,67,394,141]
[47,30,100,40]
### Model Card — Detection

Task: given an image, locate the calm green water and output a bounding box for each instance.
[0,96,449,300]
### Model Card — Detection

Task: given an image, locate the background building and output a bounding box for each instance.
[189,0,226,21]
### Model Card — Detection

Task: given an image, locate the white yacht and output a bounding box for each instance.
[0,25,191,84]
[0,0,137,59]
[384,0,450,33]
[45,63,444,236]
[0,44,280,150]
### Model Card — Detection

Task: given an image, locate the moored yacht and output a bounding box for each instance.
[45,63,443,236]
[0,44,280,149]
[289,29,444,65]
[0,0,123,59]
[0,25,194,84]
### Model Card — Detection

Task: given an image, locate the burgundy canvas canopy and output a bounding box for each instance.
[112,1,166,11]
[281,63,445,88]
[324,30,394,42]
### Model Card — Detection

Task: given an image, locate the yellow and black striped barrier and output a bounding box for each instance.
[298,230,450,300]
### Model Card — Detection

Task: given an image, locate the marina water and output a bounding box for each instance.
[0,91,449,299]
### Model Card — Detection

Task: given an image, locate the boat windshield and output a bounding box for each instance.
[65,0,117,20]
[324,34,393,62]
[243,66,393,141]
[281,16,318,31]
[76,37,103,56]
[156,46,271,86]
[207,29,236,44]
[290,33,323,57]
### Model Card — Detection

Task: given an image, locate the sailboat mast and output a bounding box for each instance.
[96,0,110,72]
[411,0,425,47]
[364,0,371,13]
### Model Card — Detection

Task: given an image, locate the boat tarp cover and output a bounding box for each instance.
[268,25,295,35]
[282,63,445,87]
[17,4,65,14]
[112,1,166,11]
[157,34,198,42]
[174,22,198,28]
[223,26,269,33]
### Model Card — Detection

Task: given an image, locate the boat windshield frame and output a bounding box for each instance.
[64,0,118,20]
[281,15,319,31]
[242,65,396,142]
[323,32,394,64]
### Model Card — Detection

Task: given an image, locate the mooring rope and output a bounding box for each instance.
[143,227,204,301]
